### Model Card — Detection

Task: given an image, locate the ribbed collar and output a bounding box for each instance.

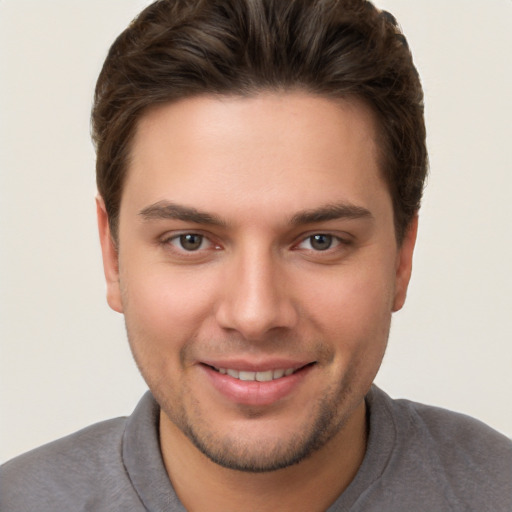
[122,391,186,512]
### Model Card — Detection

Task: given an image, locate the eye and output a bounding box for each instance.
[299,234,338,251]
[169,233,210,251]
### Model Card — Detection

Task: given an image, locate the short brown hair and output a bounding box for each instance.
[92,0,427,243]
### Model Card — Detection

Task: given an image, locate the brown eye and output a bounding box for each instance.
[178,234,204,251]
[309,234,333,251]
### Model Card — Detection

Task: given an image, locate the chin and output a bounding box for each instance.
[159,375,362,473]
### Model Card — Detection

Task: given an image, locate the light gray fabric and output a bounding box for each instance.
[1,386,511,511]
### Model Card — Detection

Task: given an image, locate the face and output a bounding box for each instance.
[98,92,416,472]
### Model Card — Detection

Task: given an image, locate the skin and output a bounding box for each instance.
[97,92,417,512]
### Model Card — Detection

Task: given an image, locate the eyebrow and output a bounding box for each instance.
[138,200,373,227]
[139,201,227,227]
[290,203,373,225]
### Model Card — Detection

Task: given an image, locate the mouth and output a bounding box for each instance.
[200,362,316,406]
[203,362,315,382]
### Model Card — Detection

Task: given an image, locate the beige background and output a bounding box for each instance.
[1,0,511,462]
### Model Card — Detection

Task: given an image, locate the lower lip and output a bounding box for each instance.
[201,364,313,406]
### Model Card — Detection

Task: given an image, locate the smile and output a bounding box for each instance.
[213,367,297,382]
[202,362,316,405]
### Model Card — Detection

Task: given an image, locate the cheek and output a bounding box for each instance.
[119,262,221,346]
[301,264,395,345]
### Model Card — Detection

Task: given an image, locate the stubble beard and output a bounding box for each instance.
[124,316,383,474]
[155,371,363,473]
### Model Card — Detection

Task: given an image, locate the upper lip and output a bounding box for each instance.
[199,358,315,372]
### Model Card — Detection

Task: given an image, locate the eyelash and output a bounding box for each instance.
[161,232,218,253]
[295,234,348,252]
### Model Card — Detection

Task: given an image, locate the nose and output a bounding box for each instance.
[215,246,299,340]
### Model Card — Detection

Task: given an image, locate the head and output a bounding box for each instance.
[93,0,426,475]
[92,0,427,246]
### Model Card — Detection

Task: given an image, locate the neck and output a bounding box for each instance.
[159,401,367,512]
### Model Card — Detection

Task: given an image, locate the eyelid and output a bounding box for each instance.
[294,231,353,250]
[160,230,221,252]
[171,234,210,251]
[297,235,339,251]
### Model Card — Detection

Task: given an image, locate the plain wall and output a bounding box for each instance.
[1,0,511,463]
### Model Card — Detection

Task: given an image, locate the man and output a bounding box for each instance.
[1,0,511,511]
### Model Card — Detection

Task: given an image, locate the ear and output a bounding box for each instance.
[392,215,418,312]
[96,196,123,313]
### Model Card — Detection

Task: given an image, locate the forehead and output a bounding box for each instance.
[122,92,390,224]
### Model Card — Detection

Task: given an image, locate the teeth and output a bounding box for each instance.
[273,368,285,379]
[256,370,273,382]
[216,367,297,381]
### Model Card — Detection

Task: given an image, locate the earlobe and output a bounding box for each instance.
[392,215,418,312]
[96,196,123,313]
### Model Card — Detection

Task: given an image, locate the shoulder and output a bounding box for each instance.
[372,388,512,511]
[393,395,512,470]
[0,416,142,511]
